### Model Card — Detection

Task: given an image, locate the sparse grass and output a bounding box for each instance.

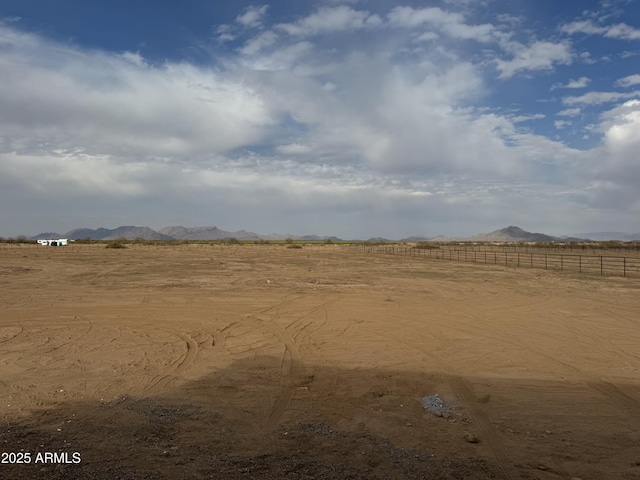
[413,242,440,250]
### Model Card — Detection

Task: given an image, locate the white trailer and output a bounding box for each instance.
[37,239,69,246]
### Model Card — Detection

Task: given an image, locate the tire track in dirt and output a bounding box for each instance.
[250,314,301,433]
[143,331,199,393]
[241,294,337,432]
[0,325,24,345]
[443,302,640,413]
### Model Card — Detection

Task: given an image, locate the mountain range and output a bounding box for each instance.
[26,225,640,242]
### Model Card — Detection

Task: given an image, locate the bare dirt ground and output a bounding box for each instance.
[1,243,640,479]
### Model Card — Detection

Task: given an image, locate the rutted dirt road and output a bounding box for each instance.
[1,244,640,479]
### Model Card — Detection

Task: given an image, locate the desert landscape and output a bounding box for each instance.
[2,243,640,479]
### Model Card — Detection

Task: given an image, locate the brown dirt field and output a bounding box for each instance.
[1,244,640,479]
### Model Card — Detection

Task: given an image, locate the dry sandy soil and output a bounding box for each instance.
[1,243,640,479]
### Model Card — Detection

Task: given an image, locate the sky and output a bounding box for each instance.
[1,0,639,239]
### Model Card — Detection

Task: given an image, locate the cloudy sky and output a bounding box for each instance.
[1,0,640,239]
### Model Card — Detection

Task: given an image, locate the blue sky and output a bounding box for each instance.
[1,0,639,238]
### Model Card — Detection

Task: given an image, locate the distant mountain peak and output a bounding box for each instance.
[474,226,555,242]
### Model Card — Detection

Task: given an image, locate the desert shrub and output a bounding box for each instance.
[226,237,240,244]
[324,238,333,244]
[106,238,128,249]
[284,237,294,244]
[287,244,303,249]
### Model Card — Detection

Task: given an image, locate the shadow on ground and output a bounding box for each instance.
[3,354,640,479]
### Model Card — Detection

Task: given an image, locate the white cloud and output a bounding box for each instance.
[388,6,463,29]
[2,7,639,238]
[120,51,148,67]
[550,76,590,90]
[276,6,382,36]
[387,6,496,42]
[560,20,640,40]
[0,151,149,196]
[583,100,640,209]
[215,24,236,43]
[511,114,545,123]
[557,107,581,116]
[555,120,572,129]
[239,30,278,56]
[415,31,440,42]
[616,74,640,87]
[496,41,572,78]
[563,90,640,106]
[0,23,274,158]
[601,100,640,149]
[236,5,269,28]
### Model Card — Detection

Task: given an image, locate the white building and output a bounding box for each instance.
[37,239,69,246]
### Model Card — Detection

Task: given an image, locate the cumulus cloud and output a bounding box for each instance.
[496,41,572,78]
[582,100,640,210]
[560,20,640,40]
[1,5,639,237]
[0,23,274,159]
[239,30,278,56]
[550,77,590,90]
[554,120,571,129]
[616,74,640,87]
[236,5,269,28]
[601,100,640,150]
[276,6,382,36]
[387,6,496,42]
[563,90,640,106]
[557,107,581,117]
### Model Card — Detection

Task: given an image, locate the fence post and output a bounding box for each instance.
[579,255,582,273]
[600,256,603,275]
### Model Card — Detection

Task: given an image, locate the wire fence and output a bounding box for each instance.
[345,244,640,278]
